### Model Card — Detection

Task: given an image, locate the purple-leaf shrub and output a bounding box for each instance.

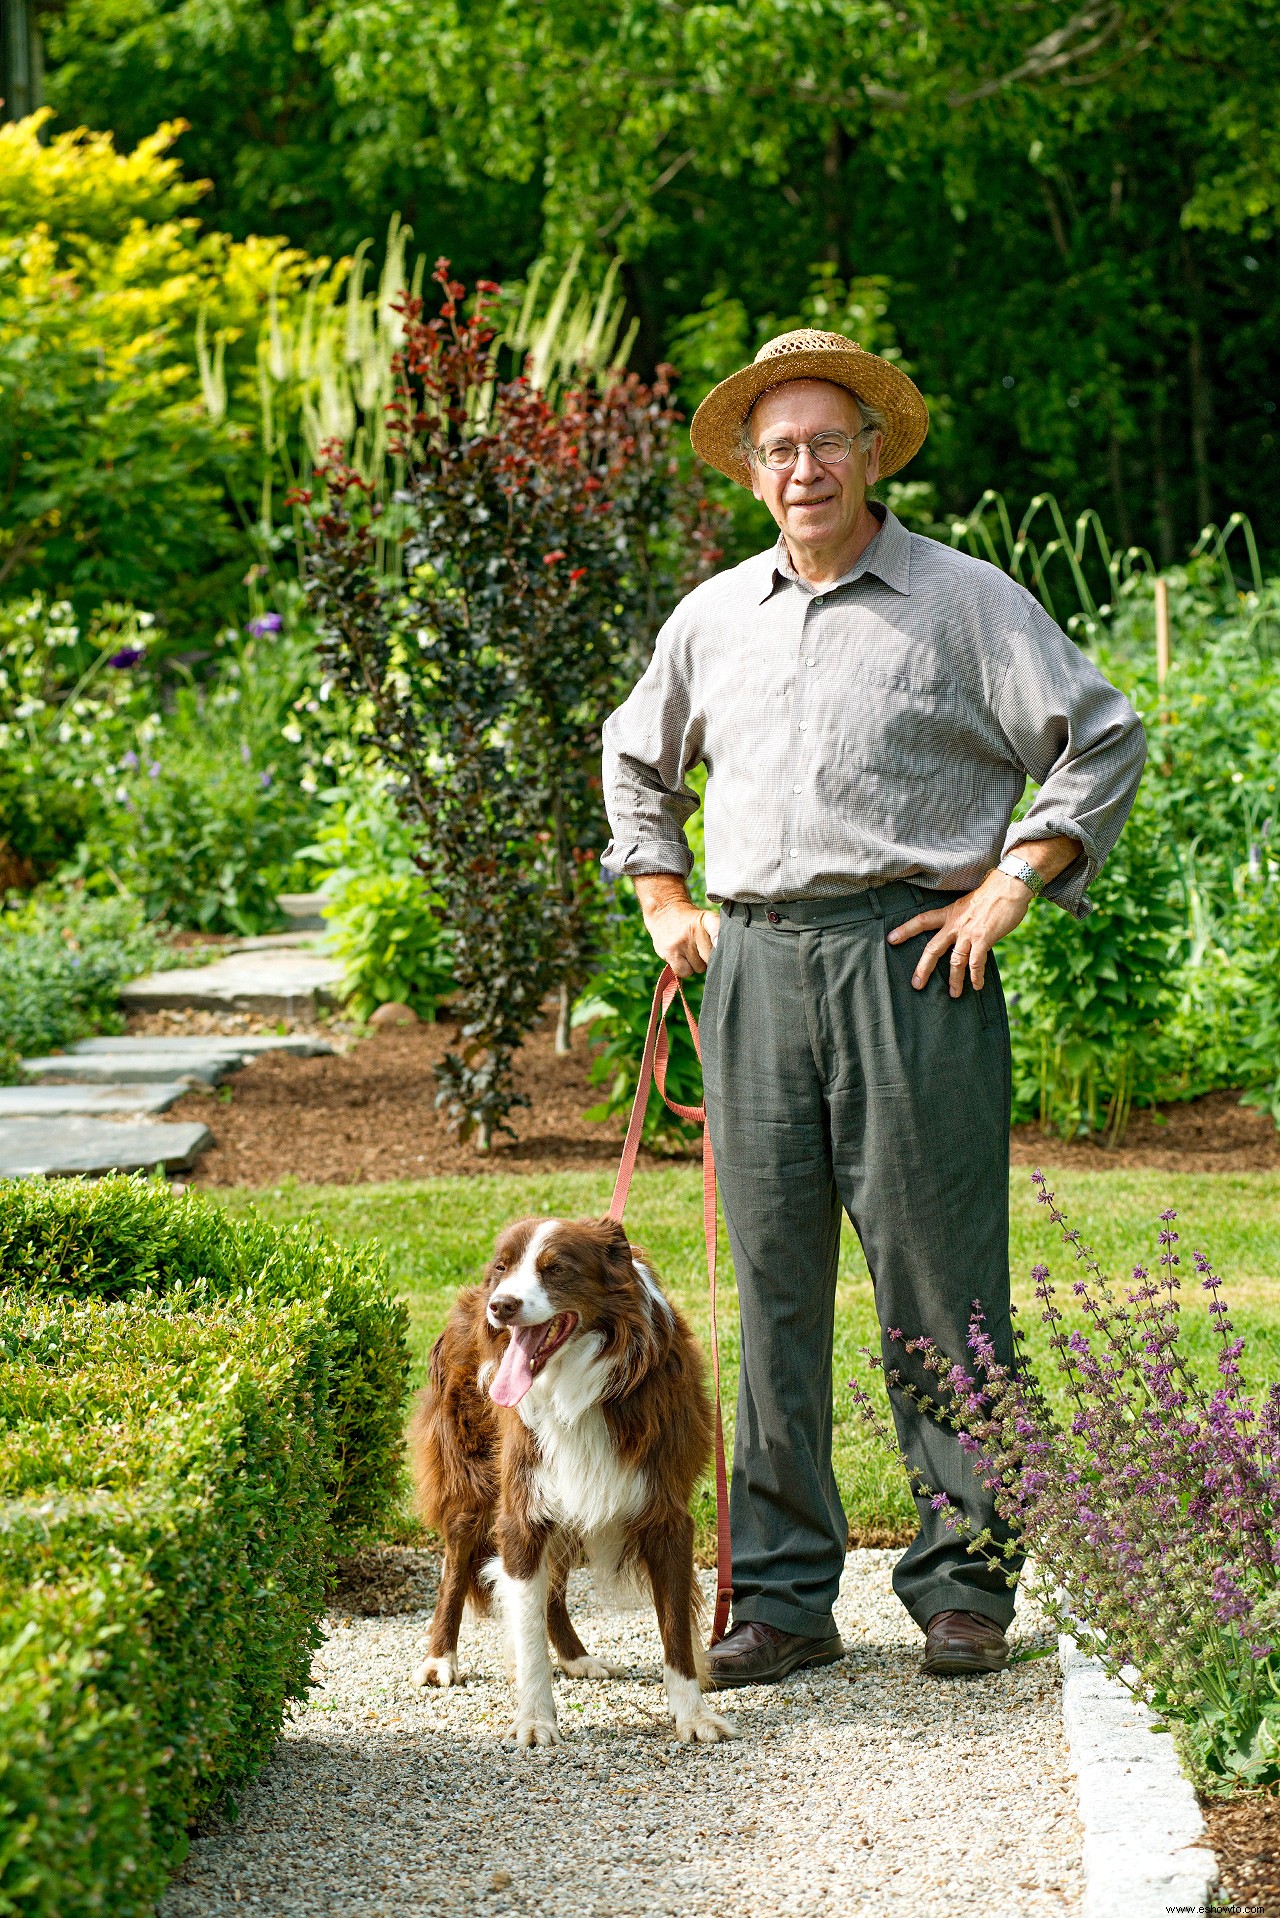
[848,1171,1280,1790]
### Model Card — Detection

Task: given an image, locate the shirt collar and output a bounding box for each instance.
[756,504,913,604]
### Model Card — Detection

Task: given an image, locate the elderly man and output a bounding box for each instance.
[600,328,1145,1687]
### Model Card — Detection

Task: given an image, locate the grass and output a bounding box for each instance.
[215,1165,1280,1555]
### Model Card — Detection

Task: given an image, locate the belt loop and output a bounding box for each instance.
[907,882,926,908]
[866,886,883,918]
[741,903,753,926]
[723,900,736,919]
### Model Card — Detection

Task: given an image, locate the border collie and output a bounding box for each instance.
[408,1215,736,1747]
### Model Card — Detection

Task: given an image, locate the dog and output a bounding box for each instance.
[408,1214,737,1747]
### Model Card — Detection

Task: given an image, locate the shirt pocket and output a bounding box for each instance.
[843,668,949,780]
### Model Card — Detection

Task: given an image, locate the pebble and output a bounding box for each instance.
[159,1550,1081,1916]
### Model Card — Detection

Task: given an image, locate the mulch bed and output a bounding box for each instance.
[159,1008,1280,1188]
[175,1015,679,1187]
[1204,1793,1280,1915]
[161,1008,1280,1186]
[1010,1087,1280,1176]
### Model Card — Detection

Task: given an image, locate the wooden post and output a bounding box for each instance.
[1154,576,1171,690]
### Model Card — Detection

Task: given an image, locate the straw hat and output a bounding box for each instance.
[689,328,929,488]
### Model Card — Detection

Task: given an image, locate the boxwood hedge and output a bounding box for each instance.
[0,1178,411,1917]
[0,1176,410,1539]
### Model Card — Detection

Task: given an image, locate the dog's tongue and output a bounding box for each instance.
[490,1325,544,1407]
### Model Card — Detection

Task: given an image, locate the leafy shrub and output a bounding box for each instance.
[0,1176,410,1541]
[1001,792,1185,1141]
[77,625,327,934]
[0,112,320,636]
[0,1288,333,1913]
[0,891,165,1081]
[306,263,719,1146]
[0,596,152,886]
[572,880,704,1145]
[851,1177,1280,1791]
[304,773,454,1020]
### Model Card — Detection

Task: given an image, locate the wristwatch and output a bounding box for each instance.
[997,853,1046,897]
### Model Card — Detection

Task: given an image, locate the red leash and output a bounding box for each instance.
[607,965,733,1647]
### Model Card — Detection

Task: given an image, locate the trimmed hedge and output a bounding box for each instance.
[0,1179,411,1917]
[0,1176,409,1539]
[0,1292,332,1915]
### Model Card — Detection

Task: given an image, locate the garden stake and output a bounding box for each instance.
[1155,574,1171,690]
[607,964,733,1648]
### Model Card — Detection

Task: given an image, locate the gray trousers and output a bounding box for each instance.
[699,882,1021,1638]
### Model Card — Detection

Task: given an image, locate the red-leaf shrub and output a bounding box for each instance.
[302,263,719,1144]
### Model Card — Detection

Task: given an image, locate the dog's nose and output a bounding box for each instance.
[488,1295,520,1325]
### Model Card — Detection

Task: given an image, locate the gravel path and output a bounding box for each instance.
[160,1550,1081,1917]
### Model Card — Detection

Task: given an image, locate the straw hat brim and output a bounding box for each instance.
[690,345,929,488]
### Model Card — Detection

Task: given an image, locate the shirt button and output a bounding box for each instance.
[789,848,799,858]
[792,784,802,794]
[798,720,808,731]
[813,597,824,608]
[806,656,816,667]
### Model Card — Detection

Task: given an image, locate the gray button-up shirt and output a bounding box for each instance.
[600,506,1146,917]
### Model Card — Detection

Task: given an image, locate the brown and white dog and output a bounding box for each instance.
[408,1215,736,1747]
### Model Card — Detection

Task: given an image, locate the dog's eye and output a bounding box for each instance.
[491,1260,506,1276]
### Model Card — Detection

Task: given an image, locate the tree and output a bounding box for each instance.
[0,110,316,632]
[45,1,1275,565]
[304,264,718,1146]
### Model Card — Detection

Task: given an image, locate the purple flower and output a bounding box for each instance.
[148,762,161,779]
[108,645,145,668]
[240,742,252,765]
[120,749,139,770]
[246,612,283,637]
[260,769,273,789]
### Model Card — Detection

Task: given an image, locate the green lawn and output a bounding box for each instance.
[217,1166,1280,1553]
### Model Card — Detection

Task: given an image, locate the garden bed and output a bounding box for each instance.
[1202,1793,1280,1913]
[163,1008,1280,1186]
[174,1015,684,1187]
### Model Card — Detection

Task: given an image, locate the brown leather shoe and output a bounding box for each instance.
[921,1609,1010,1676]
[704,1619,845,1690]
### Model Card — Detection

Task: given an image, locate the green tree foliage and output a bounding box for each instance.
[0,111,315,632]
[41,1,1280,563]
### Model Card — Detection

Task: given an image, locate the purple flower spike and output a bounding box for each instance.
[120,749,139,770]
[260,769,273,789]
[845,1171,1280,1786]
[246,612,284,637]
[108,645,145,668]
[241,742,252,765]
[148,762,161,778]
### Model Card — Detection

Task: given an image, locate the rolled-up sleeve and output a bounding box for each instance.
[600,614,702,880]
[995,598,1147,918]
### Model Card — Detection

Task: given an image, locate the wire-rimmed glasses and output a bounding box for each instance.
[748,429,869,473]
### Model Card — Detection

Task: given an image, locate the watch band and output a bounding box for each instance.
[997,853,1046,896]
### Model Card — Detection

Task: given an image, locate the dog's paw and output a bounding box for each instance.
[510,1714,564,1748]
[556,1654,624,1680]
[412,1653,460,1689]
[673,1701,739,1744]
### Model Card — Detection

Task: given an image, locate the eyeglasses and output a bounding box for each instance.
[749,429,867,473]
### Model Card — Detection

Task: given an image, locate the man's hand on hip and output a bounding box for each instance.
[633,874,720,979]
[887,835,1083,996]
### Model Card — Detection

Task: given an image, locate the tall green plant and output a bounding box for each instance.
[304,264,717,1146]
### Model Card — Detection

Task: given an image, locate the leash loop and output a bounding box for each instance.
[608,965,732,1647]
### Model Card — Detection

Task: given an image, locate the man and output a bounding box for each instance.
[600,327,1145,1686]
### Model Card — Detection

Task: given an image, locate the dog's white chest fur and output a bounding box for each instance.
[520,1334,646,1537]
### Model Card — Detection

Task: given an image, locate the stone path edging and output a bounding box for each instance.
[1060,1634,1218,1916]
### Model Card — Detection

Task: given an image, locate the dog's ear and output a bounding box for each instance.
[591,1216,635,1279]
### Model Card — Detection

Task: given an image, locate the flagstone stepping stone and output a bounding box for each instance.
[21,1051,244,1086]
[0,1118,212,1179]
[71,1034,335,1058]
[121,948,344,1018]
[0,1083,191,1118]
